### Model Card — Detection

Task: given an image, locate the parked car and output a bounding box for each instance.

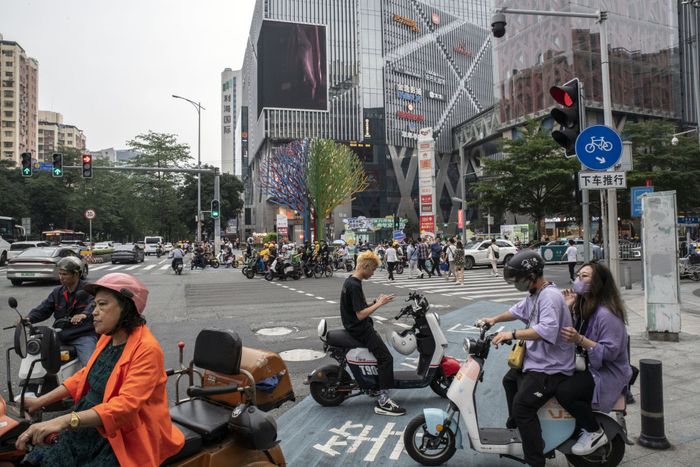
[7,241,50,261]
[6,246,88,286]
[59,240,90,254]
[545,239,604,261]
[463,239,518,270]
[93,241,114,252]
[164,242,174,252]
[111,243,145,264]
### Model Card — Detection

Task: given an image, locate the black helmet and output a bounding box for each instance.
[57,257,83,274]
[503,250,545,284]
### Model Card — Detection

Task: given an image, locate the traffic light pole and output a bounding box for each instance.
[494,7,619,281]
[214,172,221,257]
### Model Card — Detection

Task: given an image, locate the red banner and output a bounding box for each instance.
[420,215,435,232]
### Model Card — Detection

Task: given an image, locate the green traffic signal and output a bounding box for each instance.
[21,152,32,177]
[52,153,64,178]
[22,167,31,175]
[211,200,220,218]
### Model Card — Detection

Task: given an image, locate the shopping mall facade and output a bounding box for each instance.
[240,0,697,241]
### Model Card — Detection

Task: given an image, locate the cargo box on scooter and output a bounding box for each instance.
[202,347,295,411]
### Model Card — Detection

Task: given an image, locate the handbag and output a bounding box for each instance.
[492,245,500,259]
[575,349,588,371]
[507,289,543,370]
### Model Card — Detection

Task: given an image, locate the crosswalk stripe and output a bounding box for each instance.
[90,264,112,271]
[125,265,140,270]
[467,291,528,299]
[159,265,170,270]
[142,264,157,270]
[107,265,125,271]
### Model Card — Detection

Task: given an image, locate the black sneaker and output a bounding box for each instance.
[374,398,406,416]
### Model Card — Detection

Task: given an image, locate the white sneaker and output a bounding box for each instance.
[571,428,608,455]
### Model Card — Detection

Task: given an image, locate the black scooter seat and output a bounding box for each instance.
[325,329,364,348]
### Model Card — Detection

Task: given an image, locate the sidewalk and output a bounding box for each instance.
[618,281,700,466]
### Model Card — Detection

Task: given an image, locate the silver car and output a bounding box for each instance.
[6,246,88,286]
[7,241,50,260]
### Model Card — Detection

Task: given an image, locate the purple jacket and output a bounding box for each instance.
[583,306,632,412]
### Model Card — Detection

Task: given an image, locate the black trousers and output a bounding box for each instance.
[430,256,442,275]
[568,261,576,281]
[356,329,394,390]
[417,258,431,276]
[555,370,599,432]
[503,369,568,467]
[387,261,396,280]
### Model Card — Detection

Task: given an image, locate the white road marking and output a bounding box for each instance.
[305,293,314,296]
[89,265,112,271]
[142,264,157,270]
[159,265,170,270]
[326,300,337,304]
[315,296,324,300]
[107,265,125,271]
[124,265,140,270]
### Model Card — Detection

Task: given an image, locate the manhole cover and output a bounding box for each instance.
[256,327,294,336]
[279,349,326,361]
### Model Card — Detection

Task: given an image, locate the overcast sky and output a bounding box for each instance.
[2,0,256,168]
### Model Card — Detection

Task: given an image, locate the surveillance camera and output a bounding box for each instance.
[491,13,507,38]
[671,136,679,146]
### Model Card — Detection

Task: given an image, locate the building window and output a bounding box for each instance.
[3,142,13,148]
[3,131,11,137]
[3,90,13,98]
[4,72,12,78]
[4,62,12,66]
[1,50,13,57]
[3,111,12,118]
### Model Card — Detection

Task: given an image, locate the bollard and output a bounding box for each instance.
[637,359,671,449]
[623,263,632,290]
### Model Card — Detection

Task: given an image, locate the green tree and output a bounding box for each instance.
[179,165,244,240]
[307,139,369,240]
[470,119,580,237]
[127,131,192,240]
[623,120,700,213]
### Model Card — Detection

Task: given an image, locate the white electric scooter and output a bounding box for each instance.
[404,322,631,467]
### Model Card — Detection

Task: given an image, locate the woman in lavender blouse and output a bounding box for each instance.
[556,262,632,456]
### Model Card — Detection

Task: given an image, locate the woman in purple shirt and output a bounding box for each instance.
[556,262,632,456]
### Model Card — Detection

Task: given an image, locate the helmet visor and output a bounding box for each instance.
[503,264,517,284]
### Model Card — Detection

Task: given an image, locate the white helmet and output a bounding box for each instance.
[390,330,417,355]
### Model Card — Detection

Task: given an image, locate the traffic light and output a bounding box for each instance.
[550,78,583,157]
[20,152,32,177]
[52,153,63,177]
[393,215,400,231]
[211,199,220,218]
[81,154,93,178]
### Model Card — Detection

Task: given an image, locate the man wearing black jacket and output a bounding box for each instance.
[27,257,98,366]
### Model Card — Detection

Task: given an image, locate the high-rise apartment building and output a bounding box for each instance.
[37,111,86,161]
[0,33,38,165]
[221,68,242,176]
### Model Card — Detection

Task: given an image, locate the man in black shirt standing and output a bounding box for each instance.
[340,251,405,416]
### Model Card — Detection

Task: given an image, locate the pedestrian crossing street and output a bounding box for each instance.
[368,269,528,303]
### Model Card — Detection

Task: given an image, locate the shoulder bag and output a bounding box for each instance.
[491,245,500,259]
[507,290,543,370]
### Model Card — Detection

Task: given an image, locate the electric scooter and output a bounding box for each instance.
[5,298,81,417]
[307,291,460,405]
[404,321,631,467]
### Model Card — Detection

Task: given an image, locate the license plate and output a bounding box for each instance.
[20,273,35,277]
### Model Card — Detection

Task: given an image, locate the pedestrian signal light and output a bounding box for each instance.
[82,154,93,178]
[52,153,64,177]
[211,200,220,218]
[21,152,32,177]
[550,78,583,157]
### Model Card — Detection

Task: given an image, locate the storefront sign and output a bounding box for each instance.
[393,67,422,79]
[343,216,407,231]
[397,111,424,122]
[396,84,423,102]
[401,130,419,140]
[453,41,474,57]
[420,215,435,233]
[426,90,445,101]
[425,71,446,85]
[393,14,420,33]
[418,128,436,234]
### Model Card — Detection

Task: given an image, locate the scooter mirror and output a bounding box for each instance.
[40,329,62,375]
[8,297,18,309]
[14,322,27,359]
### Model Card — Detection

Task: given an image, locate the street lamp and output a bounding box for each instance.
[671,127,698,146]
[172,94,206,242]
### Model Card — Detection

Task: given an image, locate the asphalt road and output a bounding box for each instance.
[0,255,644,465]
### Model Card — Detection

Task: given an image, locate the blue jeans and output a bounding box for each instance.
[68,334,98,366]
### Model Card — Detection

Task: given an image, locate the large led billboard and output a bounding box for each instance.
[257,20,328,115]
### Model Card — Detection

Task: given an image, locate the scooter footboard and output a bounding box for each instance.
[556,411,632,454]
[423,408,462,449]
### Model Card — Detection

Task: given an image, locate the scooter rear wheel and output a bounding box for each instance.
[244,268,255,279]
[309,370,349,407]
[395,263,404,275]
[565,435,625,467]
[264,272,274,281]
[404,414,456,466]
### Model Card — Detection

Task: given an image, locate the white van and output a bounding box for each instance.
[144,236,164,255]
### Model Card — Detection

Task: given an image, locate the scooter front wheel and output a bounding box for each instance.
[565,435,625,467]
[404,414,456,466]
[264,272,274,281]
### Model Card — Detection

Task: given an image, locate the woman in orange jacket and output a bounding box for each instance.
[16,273,184,467]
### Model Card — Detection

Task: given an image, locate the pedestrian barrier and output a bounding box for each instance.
[637,359,671,450]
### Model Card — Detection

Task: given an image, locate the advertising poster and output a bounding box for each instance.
[417,128,435,235]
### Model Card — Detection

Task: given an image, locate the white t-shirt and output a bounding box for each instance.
[565,245,578,262]
[446,244,457,261]
[386,247,398,262]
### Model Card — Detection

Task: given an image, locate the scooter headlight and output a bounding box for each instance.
[27,338,41,356]
[462,337,471,354]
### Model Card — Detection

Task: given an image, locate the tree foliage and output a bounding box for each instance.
[469,119,579,236]
[0,131,243,242]
[623,120,700,213]
[307,139,369,240]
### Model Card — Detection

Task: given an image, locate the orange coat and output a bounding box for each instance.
[63,325,184,467]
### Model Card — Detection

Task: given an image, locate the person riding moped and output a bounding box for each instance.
[479,251,574,467]
[275,245,292,277]
[25,257,98,367]
[169,244,186,272]
[15,273,184,466]
[340,251,404,416]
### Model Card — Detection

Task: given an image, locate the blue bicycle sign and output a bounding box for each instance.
[575,125,622,171]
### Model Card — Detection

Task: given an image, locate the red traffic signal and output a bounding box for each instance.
[549,78,582,157]
[82,154,93,178]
